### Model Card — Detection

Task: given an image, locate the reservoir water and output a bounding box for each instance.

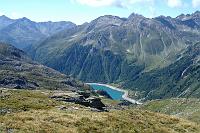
[90,84,124,100]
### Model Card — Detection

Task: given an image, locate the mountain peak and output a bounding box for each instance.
[17,17,32,23]
[95,15,123,22]
[128,12,144,21]
[0,15,8,18]
[0,15,15,30]
[157,15,172,19]
[90,15,124,28]
[0,15,13,21]
[21,17,30,21]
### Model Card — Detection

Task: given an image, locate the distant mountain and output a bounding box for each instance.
[0,15,15,30]
[0,16,76,49]
[30,12,200,85]
[0,42,86,90]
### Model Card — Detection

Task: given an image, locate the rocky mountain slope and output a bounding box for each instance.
[27,12,200,100]
[30,12,199,81]
[0,42,86,91]
[0,16,76,49]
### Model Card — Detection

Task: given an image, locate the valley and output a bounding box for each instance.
[0,6,199,133]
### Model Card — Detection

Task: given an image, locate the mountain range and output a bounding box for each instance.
[0,11,199,100]
[0,15,76,49]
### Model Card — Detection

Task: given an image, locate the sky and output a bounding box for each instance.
[0,0,200,25]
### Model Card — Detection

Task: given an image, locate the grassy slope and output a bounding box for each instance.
[139,98,200,124]
[0,89,200,133]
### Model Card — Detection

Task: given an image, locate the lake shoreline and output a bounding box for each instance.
[87,83,142,105]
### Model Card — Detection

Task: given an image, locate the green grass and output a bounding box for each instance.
[0,108,199,133]
[0,89,59,113]
[0,89,200,133]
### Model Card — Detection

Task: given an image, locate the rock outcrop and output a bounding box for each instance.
[50,91,106,110]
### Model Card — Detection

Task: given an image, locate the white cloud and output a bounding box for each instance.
[167,0,183,8]
[73,0,154,8]
[10,12,22,19]
[192,0,200,8]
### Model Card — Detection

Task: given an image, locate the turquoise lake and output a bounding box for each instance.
[90,84,124,100]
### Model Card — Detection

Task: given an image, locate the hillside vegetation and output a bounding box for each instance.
[0,89,200,133]
[139,98,200,124]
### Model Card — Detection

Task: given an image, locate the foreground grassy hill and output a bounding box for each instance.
[0,89,200,133]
